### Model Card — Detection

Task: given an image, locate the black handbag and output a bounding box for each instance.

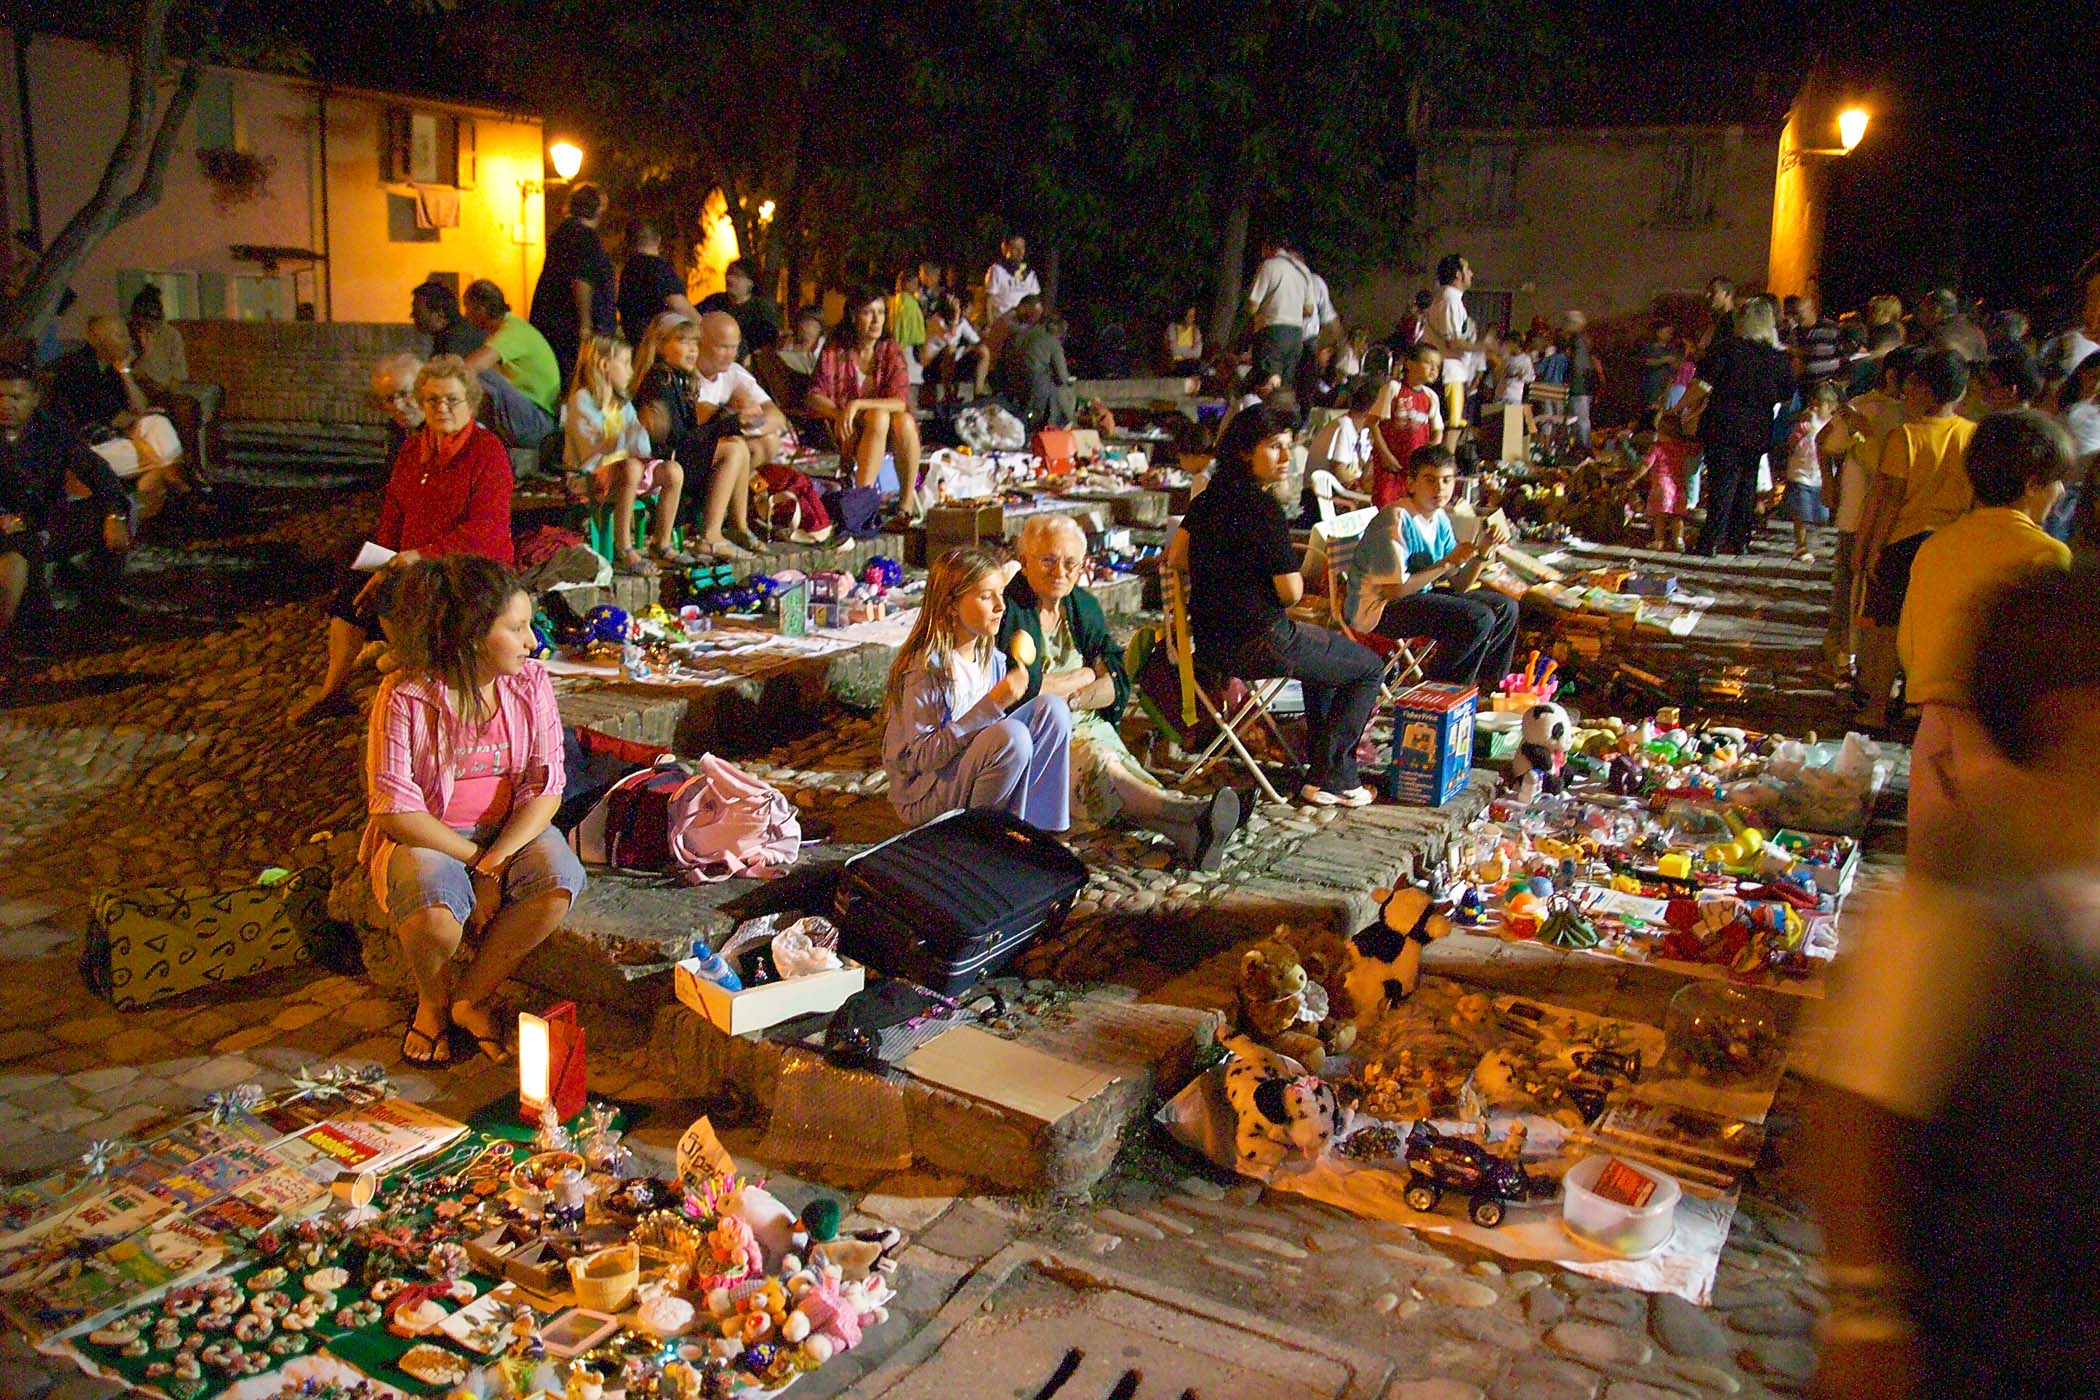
[833,808,1087,994]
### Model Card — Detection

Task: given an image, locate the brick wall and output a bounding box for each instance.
[175,321,427,425]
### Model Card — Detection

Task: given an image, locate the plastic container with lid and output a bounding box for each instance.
[1561,1154,1680,1258]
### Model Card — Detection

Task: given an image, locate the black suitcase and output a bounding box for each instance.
[834,808,1088,994]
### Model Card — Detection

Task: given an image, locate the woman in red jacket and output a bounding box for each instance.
[288,355,515,725]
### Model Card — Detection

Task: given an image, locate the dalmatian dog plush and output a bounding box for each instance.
[1511,701,1574,803]
[1219,1033,1348,1177]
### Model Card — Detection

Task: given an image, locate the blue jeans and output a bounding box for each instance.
[476,370,558,453]
[892,694,1073,833]
[386,825,585,927]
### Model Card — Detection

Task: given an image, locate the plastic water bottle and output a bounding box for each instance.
[688,944,742,992]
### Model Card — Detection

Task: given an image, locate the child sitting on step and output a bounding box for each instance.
[563,334,692,576]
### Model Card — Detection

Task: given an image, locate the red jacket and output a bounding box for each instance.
[376,424,514,564]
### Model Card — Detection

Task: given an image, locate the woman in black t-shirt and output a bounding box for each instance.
[1168,406,1384,806]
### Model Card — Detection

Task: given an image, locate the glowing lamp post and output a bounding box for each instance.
[518,1001,588,1126]
[549,141,585,182]
[1837,108,1870,154]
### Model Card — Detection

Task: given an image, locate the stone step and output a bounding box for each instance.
[649,986,1219,1194]
[540,532,916,621]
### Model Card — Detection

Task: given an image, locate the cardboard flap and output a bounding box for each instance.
[899,1026,1119,1124]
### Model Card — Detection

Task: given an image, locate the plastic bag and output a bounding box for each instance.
[756,1053,914,1171]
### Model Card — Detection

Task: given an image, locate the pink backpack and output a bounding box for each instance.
[665,753,802,884]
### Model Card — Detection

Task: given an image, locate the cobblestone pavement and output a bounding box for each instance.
[0,491,1882,1399]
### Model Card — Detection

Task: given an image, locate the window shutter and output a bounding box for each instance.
[454,117,477,190]
[381,107,412,183]
[194,73,235,150]
[197,272,229,320]
[115,270,149,318]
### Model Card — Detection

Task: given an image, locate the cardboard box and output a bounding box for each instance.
[1388,682,1477,807]
[925,502,1005,559]
[674,956,865,1036]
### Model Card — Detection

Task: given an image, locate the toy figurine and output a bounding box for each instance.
[566,1365,605,1400]
[506,1305,543,1361]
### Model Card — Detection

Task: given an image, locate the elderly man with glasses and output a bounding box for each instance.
[286,354,515,725]
[996,513,1239,869]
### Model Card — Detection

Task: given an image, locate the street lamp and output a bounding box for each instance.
[1837,108,1870,154]
[758,199,776,224]
[549,140,584,182]
[1783,107,1871,169]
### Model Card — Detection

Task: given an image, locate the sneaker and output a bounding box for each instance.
[1334,785,1376,807]
[1298,784,1341,807]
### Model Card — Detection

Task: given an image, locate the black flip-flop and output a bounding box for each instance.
[447,1014,509,1065]
[401,1023,452,1067]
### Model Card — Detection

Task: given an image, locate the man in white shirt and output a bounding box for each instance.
[1421,253,1479,450]
[693,311,788,470]
[1246,238,1313,391]
[985,235,1040,323]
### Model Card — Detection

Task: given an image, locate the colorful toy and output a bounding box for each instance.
[1219,1034,1348,1176]
[1511,702,1574,803]
[1346,884,1457,1022]
[1235,938,1330,1069]
[1400,1121,1551,1228]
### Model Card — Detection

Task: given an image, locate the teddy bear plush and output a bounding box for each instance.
[1220,1034,1348,1177]
[1345,882,1457,1025]
[1236,938,1330,1069]
[1274,923,1360,1060]
[1511,701,1574,803]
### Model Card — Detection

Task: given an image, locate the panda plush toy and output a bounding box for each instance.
[1510,701,1573,803]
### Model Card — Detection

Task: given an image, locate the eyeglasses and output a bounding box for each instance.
[1031,555,1085,575]
[420,395,470,411]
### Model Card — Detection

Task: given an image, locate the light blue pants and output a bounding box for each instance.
[477,369,557,452]
[894,694,1073,832]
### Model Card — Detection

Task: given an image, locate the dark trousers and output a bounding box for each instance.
[1693,442,1761,555]
[1379,588,1520,690]
[326,562,402,629]
[1236,617,1383,792]
[1252,325,1305,387]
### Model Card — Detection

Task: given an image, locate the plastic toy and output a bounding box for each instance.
[1400,1121,1552,1227]
[1346,884,1457,1022]
[1511,702,1574,803]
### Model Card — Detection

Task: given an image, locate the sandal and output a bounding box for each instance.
[449,1004,510,1065]
[723,526,772,556]
[651,544,700,567]
[615,549,660,577]
[700,537,753,561]
[401,1023,452,1068]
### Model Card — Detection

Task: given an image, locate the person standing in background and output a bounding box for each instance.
[1421,254,1479,451]
[1245,238,1313,393]
[528,184,615,383]
[696,260,781,363]
[615,220,698,346]
[1563,310,1599,451]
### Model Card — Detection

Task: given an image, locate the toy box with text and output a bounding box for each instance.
[1386,682,1477,807]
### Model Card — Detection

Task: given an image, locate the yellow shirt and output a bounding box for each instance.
[1898,507,2070,706]
[1882,413,1979,544]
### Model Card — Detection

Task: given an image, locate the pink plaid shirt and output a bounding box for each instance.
[360,661,566,912]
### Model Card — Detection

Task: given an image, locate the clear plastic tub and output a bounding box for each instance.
[1561,1154,1681,1258]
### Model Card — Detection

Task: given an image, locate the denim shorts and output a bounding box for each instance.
[385,825,586,927]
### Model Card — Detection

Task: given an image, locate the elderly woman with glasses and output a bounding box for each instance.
[997,514,1239,868]
[288,355,517,725]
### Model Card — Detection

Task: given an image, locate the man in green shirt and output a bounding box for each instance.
[460,279,560,449]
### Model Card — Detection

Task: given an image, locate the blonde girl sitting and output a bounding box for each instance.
[563,334,692,575]
[882,547,1072,833]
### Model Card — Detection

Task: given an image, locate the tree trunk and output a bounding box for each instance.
[1208,170,1257,350]
[1,0,220,342]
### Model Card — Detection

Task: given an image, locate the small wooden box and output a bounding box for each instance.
[925,502,1005,558]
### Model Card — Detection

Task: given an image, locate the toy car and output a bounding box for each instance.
[1400,1122,1553,1228]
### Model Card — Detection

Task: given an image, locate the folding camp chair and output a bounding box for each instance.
[1154,566,1295,806]
[1312,521,1438,701]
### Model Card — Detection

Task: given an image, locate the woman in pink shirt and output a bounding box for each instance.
[362,555,584,1066]
[808,286,921,521]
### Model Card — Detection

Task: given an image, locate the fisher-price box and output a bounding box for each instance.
[1387,682,1477,807]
